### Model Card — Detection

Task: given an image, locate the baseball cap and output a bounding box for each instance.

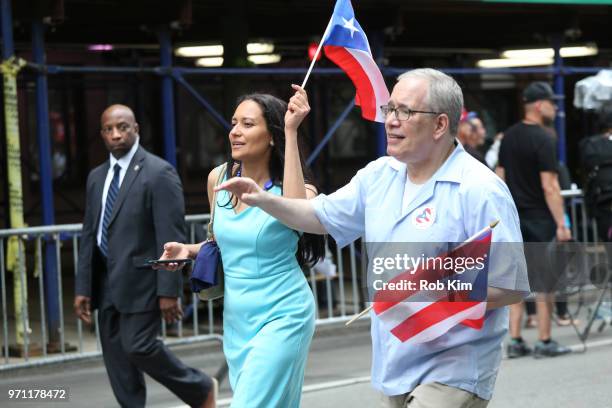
[466,111,478,121]
[459,109,478,122]
[522,81,563,103]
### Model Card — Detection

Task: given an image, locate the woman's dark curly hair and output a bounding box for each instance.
[221,93,325,268]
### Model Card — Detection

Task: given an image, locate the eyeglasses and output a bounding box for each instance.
[101,123,132,135]
[380,105,443,121]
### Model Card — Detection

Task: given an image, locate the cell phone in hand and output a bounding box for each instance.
[147,259,193,266]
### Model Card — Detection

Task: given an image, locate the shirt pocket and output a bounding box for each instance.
[420,223,464,243]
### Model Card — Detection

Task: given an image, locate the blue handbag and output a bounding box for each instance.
[190,164,226,300]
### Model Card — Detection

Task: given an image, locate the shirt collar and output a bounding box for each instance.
[432,139,465,183]
[109,138,139,171]
[387,138,465,184]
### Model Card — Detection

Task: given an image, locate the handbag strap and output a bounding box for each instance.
[208,163,227,239]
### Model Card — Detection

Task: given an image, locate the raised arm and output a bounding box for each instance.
[283,84,317,200]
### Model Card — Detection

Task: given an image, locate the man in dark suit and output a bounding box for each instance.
[74,104,215,408]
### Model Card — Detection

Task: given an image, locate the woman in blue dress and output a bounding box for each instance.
[161,85,324,407]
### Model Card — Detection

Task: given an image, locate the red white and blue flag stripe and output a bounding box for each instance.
[322,0,389,122]
[372,228,492,344]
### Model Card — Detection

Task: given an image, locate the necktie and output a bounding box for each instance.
[100,163,121,257]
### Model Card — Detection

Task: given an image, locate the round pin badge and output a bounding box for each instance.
[412,206,436,229]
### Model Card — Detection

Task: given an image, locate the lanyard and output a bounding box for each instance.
[236,166,274,191]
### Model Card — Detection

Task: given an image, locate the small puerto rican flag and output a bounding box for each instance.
[322,0,390,122]
[373,227,492,344]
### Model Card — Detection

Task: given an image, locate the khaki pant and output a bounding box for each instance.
[381,382,489,408]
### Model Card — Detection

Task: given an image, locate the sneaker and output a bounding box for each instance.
[594,301,612,321]
[533,339,572,358]
[507,339,532,358]
[555,314,580,327]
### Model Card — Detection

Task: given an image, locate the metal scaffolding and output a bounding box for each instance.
[0,0,608,353]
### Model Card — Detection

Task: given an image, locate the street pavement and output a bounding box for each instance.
[1,317,611,408]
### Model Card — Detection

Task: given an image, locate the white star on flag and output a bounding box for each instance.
[304,0,390,122]
[341,17,360,38]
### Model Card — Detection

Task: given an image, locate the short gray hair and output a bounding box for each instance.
[397,68,463,136]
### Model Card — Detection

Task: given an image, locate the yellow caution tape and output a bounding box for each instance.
[2,56,28,345]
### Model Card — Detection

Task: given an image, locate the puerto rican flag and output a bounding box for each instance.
[322,0,389,122]
[372,228,492,344]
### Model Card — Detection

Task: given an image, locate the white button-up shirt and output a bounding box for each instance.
[312,142,529,399]
[96,139,140,247]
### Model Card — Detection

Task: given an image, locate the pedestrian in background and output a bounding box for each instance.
[74,105,215,408]
[458,111,487,165]
[497,82,572,359]
[580,102,612,245]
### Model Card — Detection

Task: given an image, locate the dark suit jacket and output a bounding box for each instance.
[75,146,186,313]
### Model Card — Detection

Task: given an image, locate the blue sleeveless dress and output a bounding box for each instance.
[213,184,315,408]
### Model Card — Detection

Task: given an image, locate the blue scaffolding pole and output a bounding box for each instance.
[173,72,231,131]
[158,27,177,167]
[307,100,355,166]
[32,20,60,345]
[0,0,13,59]
[0,0,12,227]
[17,58,609,171]
[0,0,13,350]
[27,64,604,76]
[552,35,567,164]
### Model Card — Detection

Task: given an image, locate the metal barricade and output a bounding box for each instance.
[560,189,612,343]
[0,213,368,371]
[0,224,82,369]
[561,188,596,244]
[0,217,224,371]
[307,239,365,327]
[2,190,593,370]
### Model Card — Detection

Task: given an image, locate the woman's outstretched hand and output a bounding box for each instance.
[215,177,265,207]
[155,242,190,271]
[284,84,310,132]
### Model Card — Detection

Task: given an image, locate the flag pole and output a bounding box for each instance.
[345,303,373,326]
[345,219,500,327]
[301,19,332,89]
